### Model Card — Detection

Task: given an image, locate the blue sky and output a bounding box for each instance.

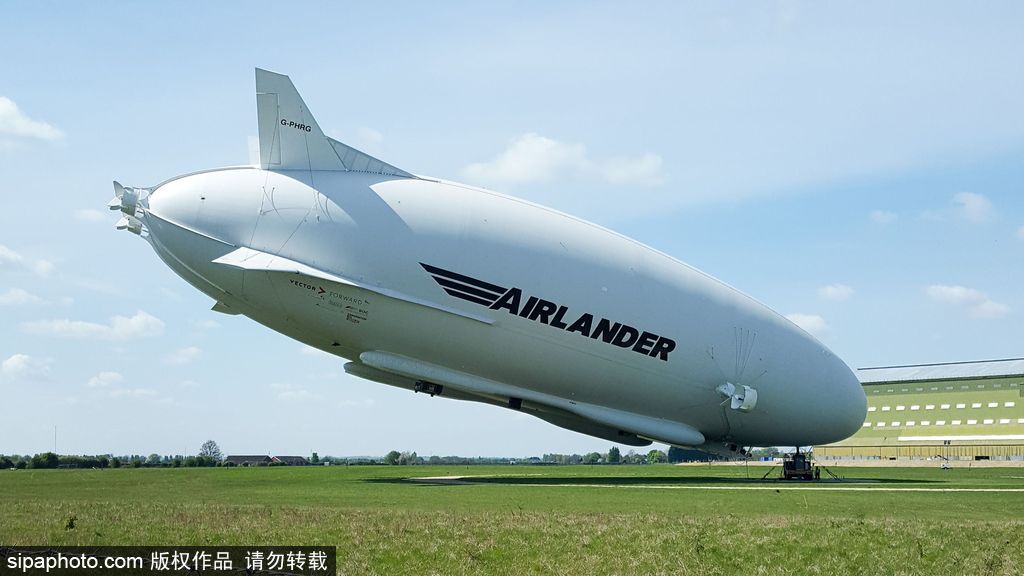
[2,2,1022,458]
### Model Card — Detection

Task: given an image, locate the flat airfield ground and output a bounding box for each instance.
[2,465,1022,575]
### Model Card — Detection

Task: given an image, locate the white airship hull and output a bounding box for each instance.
[114,69,867,455]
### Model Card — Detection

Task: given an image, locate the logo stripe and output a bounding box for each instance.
[420,263,507,295]
[432,277,502,302]
[442,288,498,307]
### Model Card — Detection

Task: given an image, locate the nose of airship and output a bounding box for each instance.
[815,353,867,445]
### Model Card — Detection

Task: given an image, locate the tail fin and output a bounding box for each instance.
[255,68,412,177]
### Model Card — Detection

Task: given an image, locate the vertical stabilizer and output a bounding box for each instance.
[255,68,412,177]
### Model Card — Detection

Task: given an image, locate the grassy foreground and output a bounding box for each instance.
[1,464,1022,575]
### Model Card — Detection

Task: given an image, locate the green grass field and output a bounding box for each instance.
[2,465,1023,575]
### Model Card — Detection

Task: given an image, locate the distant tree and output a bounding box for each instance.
[131,458,143,468]
[146,453,162,467]
[0,456,13,469]
[110,458,121,468]
[15,460,27,469]
[310,452,320,465]
[607,446,621,464]
[398,451,419,465]
[383,450,401,465]
[30,452,59,469]
[583,452,602,465]
[199,440,223,462]
[646,449,667,464]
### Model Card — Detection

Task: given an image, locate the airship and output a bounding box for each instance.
[111,69,866,457]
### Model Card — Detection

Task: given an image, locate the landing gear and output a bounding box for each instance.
[781,447,816,481]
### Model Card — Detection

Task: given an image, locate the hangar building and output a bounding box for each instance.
[816,358,1024,461]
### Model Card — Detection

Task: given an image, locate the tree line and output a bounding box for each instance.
[0,442,783,469]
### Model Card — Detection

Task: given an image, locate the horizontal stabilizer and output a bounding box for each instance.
[212,246,354,286]
[255,68,413,177]
[211,246,494,325]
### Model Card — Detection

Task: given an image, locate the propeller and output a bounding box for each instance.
[110,181,148,235]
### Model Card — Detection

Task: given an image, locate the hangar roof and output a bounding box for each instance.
[857,358,1024,384]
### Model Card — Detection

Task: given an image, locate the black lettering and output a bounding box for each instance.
[650,337,676,361]
[489,288,522,315]
[528,300,558,324]
[518,296,539,318]
[280,119,287,126]
[632,331,658,354]
[612,325,640,348]
[566,313,593,336]
[550,306,570,329]
[591,319,621,343]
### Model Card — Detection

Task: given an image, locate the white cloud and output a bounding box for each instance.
[0,288,41,305]
[785,313,829,338]
[925,284,1009,319]
[108,388,158,399]
[952,192,993,224]
[0,244,55,277]
[271,382,317,402]
[1,354,52,381]
[461,133,664,187]
[87,371,124,388]
[163,346,201,365]
[818,284,854,301]
[870,210,897,224]
[73,208,107,222]
[192,319,220,330]
[22,310,165,340]
[0,244,22,265]
[0,96,64,142]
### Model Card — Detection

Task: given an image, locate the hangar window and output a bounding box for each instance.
[1005,402,1016,408]
[1018,418,1024,424]
[906,421,915,427]
[882,406,891,411]
[994,384,1002,388]
[941,404,950,409]
[891,421,900,427]
[896,406,906,411]
[887,389,894,392]
[911,405,920,411]
[915,387,923,392]
[952,420,962,425]
[945,386,953,390]
[936,420,946,426]
[961,386,970,390]
[1000,419,1011,425]
[862,422,871,427]
[967,419,978,425]
[957,403,966,409]
[930,387,938,391]
[925,404,935,410]
[876,422,886,427]
[988,402,999,408]
[901,388,909,392]
[983,419,993,425]
[868,406,877,412]
[921,420,931,426]
[972,403,982,408]
[977,385,984,389]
